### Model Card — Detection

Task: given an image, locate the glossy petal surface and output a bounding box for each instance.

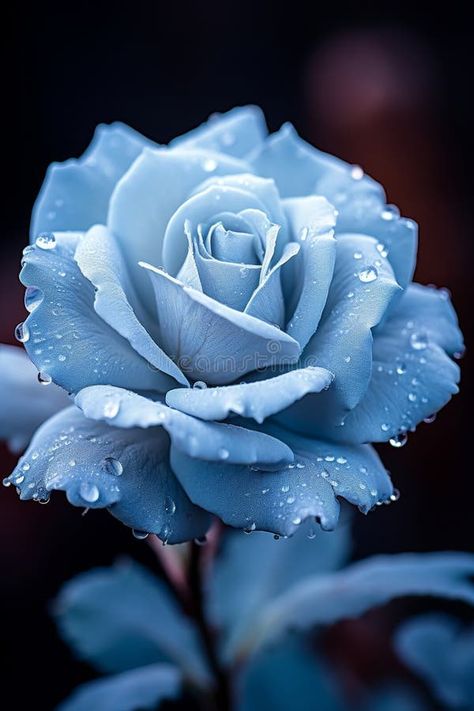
[5,406,211,543]
[171,424,392,537]
[75,385,294,467]
[141,263,300,385]
[166,366,333,423]
[20,233,166,394]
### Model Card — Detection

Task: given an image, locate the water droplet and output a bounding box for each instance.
[239,266,249,278]
[103,457,123,477]
[3,477,11,487]
[358,266,378,283]
[396,363,407,375]
[24,286,43,313]
[381,423,390,432]
[218,447,229,460]
[194,535,207,546]
[164,496,176,515]
[453,349,465,360]
[15,474,25,484]
[299,227,309,241]
[408,392,417,402]
[423,412,436,424]
[353,251,363,260]
[307,527,317,540]
[244,522,257,533]
[390,488,400,502]
[410,332,428,351]
[37,372,52,385]
[103,396,120,419]
[132,529,149,540]
[336,456,347,464]
[389,432,408,448]
[292,516,302,525]
[376,242,388,258]
[193,381,207,390]
[79,481,100,503]
[203,158,217,172]
[273,534,280,541]
[351,165,364,180]
[381,205,399,221]
[15,322,30,343]
[36,232,56,250]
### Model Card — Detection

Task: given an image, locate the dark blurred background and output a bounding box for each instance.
[1,2,473,709]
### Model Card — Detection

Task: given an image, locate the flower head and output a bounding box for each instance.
[2,107,463,541]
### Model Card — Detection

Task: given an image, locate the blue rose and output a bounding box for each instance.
[2,106,463,542]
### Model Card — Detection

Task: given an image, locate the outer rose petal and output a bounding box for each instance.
[75,225,188,386]
[248,122,382,199]
[20,233,171,394]
[171,422,393,538]
[314,284,462,444]
[276,234,400,436]
[31,122,155,240]
[169,105,267,158]
[0,344,69,451]
[166,366,333,423]
[4,406,211,543]
[75,385,294,468]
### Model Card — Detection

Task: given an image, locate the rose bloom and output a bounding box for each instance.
[2,107,462,542]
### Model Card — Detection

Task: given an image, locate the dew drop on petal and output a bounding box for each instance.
[358,266,378,283]
[79,481,100,503]
[381,205,399,221]
[164,495,176,515]
[35,232,56,250]
[193,381,207,390]
[351,165,364,180]
[424,413,437,424]
[203,158,217,172]
[15,322,30,343]
[390,488,401,502]
[24,286,44,313]
[103,396,120,419]
[218,447,230,460]
[132,529,149,540]
[410,332,428,351]
[37,372,52,385]
[194,535,208,546]
[102,457,123,477]
[389,432,408,448]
